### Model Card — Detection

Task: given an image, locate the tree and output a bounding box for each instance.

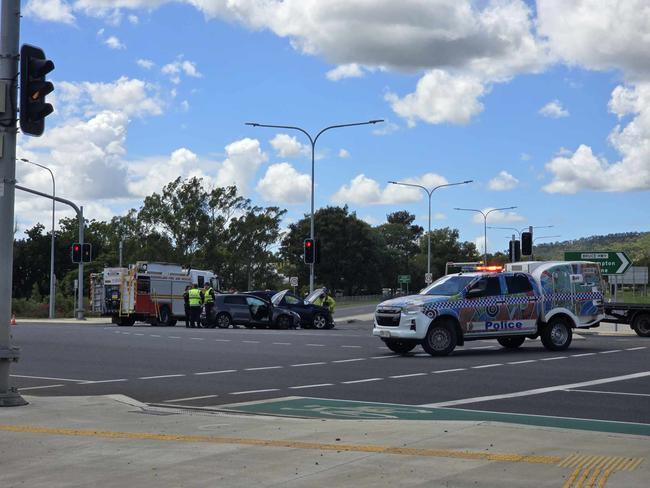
[280,206,382,295]
[374,211,423,289]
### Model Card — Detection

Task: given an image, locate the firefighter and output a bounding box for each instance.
[314,288,336,315]
[187,283,203,328]
[203,283,216,326]
[183,285,191,328]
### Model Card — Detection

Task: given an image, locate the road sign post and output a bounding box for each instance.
[563,251,631,275]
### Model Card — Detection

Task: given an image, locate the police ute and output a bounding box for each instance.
[373,261,604,356]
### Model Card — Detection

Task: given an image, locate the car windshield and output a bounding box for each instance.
[420,275,476,296]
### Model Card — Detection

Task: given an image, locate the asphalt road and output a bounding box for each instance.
[8,318,650,425]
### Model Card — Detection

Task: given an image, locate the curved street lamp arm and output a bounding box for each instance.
[314,120,383,145]
[388,180,429,195]
[245,122,314,145]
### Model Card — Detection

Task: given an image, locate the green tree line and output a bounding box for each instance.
[13,176,479,314]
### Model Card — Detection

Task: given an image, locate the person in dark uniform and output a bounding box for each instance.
[187,284,203,328]
[183,285,191,328]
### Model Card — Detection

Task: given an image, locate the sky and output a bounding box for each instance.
[15,0,650,255]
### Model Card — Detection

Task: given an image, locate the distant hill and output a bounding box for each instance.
[532,232,650,266]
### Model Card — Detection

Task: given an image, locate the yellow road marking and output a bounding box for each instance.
[0,423,561,465]
[558,453,644,488]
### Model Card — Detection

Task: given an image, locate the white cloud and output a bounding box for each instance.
[326,63,364,81]
[520,152,531,161]
[537,0,650,79]
[386,70,486,126]
[24,0,75,24]
[269,133,308,158]
[57,77,164,118]
[136,58,155,69]
[433,212,447,220]
[128,14,139,24]
[338,149,350,159]
[539,99,569,118]
[470,209,525,224]
[488,171,519,191]
[332,172,448,206]
[215,138,268,195]
[544,83,650,193]
[180,100,190,112]
[373,120,400,136]
[256,163,311,204]
[104,35,126,50]
[162,57,202,84]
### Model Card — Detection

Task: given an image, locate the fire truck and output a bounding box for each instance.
[91,262,218,326]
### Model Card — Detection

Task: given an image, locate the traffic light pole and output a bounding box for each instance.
[15,185,85,319]
[0,0,25,406]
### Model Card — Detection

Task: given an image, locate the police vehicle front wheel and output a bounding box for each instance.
[541,317,572,351]
[497,336,526,349]
[383,339,417,354]
[422,320,457,356]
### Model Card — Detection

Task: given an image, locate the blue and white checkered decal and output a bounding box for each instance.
[421,291,603,315]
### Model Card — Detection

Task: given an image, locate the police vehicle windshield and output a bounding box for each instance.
[421,275,475,296]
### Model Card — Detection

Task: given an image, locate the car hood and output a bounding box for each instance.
[377,294,454,310]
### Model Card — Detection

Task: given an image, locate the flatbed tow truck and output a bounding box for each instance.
[602,302,650,337]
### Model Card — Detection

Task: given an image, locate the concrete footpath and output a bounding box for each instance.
[0,394,647,487]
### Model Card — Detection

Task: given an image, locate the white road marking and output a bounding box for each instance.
[164,394,220,402]
[150,335,161,338]
[600,349,622,354]
[332,358,366,363]
[243,340,260,344]
[191,338,204,341]
[214,339,231,342]
[19,384,65,390]
[306,344,325,347]
[507,360,536,365]
[369,355,399,360]
[194,370,237,375]
[565,389,650,398]
[341,345,362,349]
[433,368,467,373]
[10,374,91,383]
[272,342,291,345]
[134,333,144,336]
[80,379,128,384]
[342,378,382,384]
[389,373,427,379]
[244,366,283,371]
[290,362,326,367]
[626,347,646,351]
[138,374,186,380]
[472,363,503,369]
[421,371,650,408]
[169,336,181,339]
[230,388,279,395]
[470,346,497,350]
[541,356,567,361]
[289,383,334,389]
[571,353,596,357]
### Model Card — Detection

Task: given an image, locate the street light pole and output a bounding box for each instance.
[454,206,517,264]
[246,119,383,293]
[388,179,472,280]
[19,158,56,318]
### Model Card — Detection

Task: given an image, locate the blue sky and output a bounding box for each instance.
[15,0,650,255]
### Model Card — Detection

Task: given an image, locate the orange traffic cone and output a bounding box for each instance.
[10,314,16,326]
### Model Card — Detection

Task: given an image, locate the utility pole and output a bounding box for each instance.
[119,240,123,267]
[0,0,26,406]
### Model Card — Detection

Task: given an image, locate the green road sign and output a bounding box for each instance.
[564,251,631,275]
[397,274,411,284]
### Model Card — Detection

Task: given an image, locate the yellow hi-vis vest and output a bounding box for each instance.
[205,287,215,303]
[188,288,202,307]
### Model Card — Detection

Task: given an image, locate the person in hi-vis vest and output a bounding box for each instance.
[187,284,203,328]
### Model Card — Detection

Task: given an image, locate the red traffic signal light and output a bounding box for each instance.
[71,243,82,263]
[304,238,315,264]
[71,243,92,263]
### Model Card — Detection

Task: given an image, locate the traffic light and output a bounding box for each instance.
[304,238,315,264]
[82,243,92,263]
[20,44,55,137]
[509,240,521,262]
[71,243,82,263]
[521,232,532,256]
